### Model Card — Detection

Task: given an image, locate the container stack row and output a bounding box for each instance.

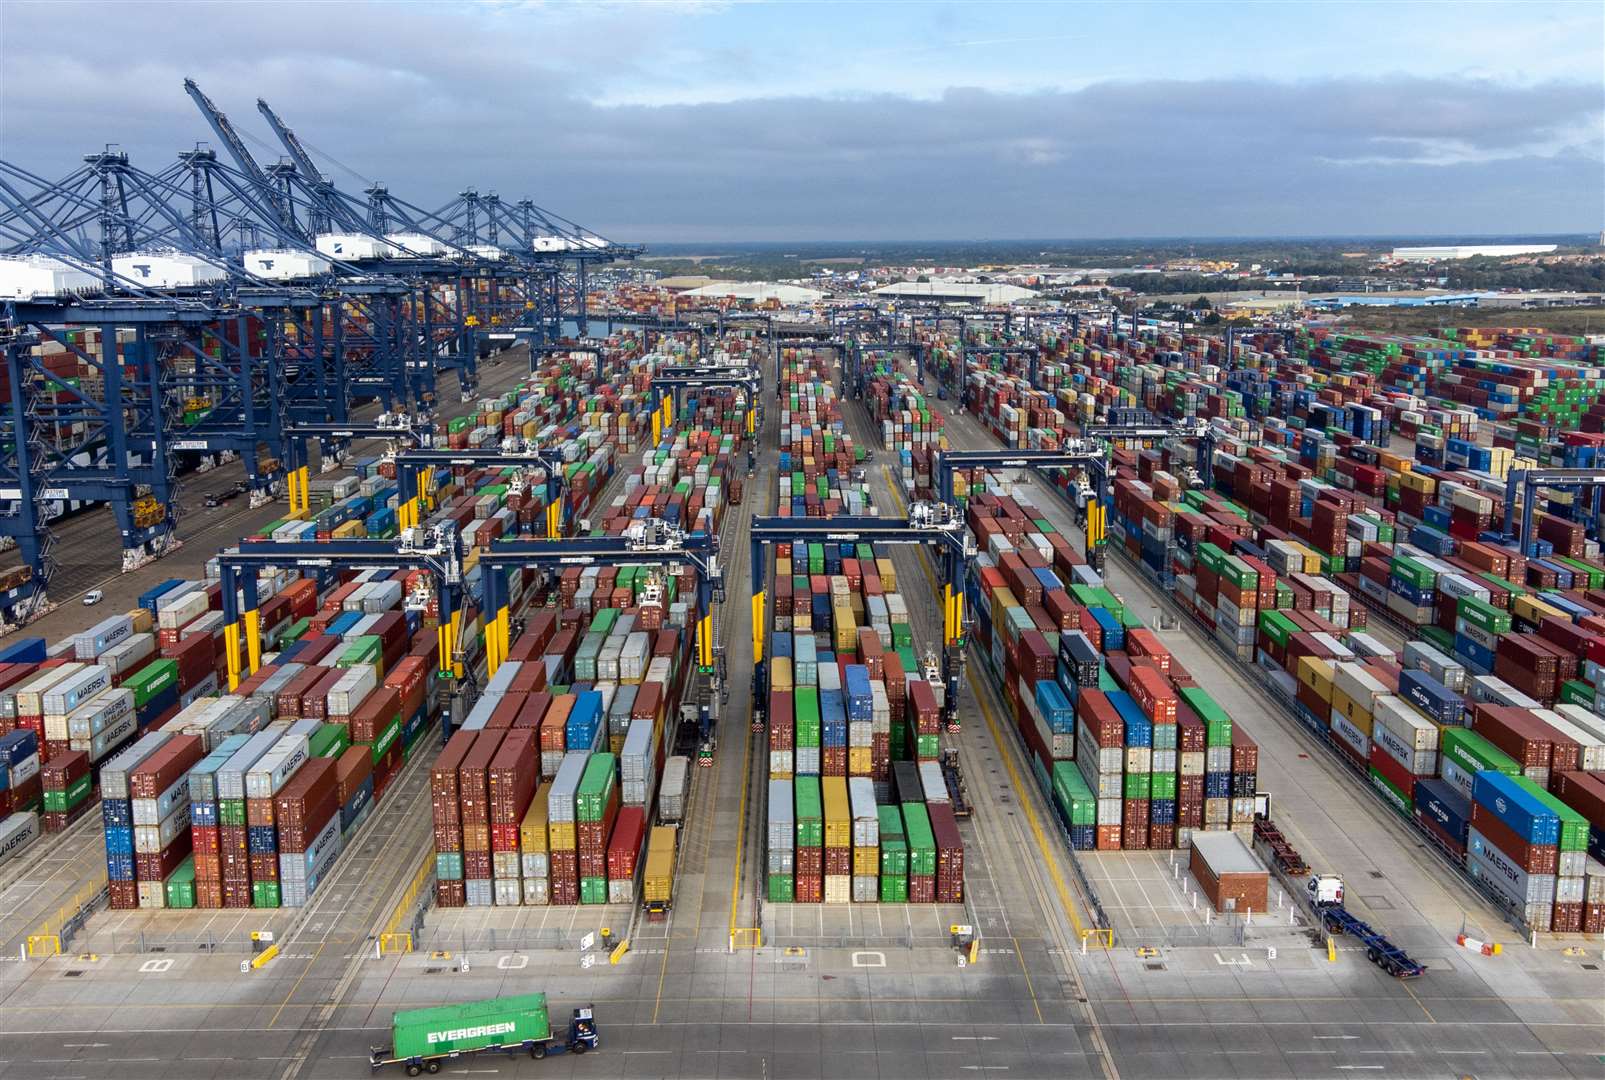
[763,354,963,905]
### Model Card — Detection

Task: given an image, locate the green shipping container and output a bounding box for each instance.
[879,874,909,903]
[219,799,247,827]
[1519,779,1590,852]
[912,733,940,759]
[309,723,349,760]
[794,776,823,848]
[576,753,618,821]
[369,716,402,763]
[768,873,794,902]
[125,660,178,708]
[252,880,281,908]
[43,772,94,812]
[1051,762,1096,826]
[1559,680,1596,708]
[1390,555,1437,592]
[1256,609,1298,649]
[880,838,909,876]
[902,803,936,876]
[580,877,608,904]
[389,993,551,1061]
[1368,768,1411,818]
[165,857,196,909]
[1149,771,1178,801]
[1444,725,1515,776]
[1179,687,1233,747]
[1457,596,1510,636]
[1123,770,1152,799]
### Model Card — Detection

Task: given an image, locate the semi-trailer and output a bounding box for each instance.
[369,994,598,1074]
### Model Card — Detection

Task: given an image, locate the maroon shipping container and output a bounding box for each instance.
[1076,689,1124,747]
[108,879,139,909]
[275,666,323,719]
[607,806,647,880]
[335,744,374,803]
[127,734,204,799]
[824,847,851,876]
[1471,704,1552,769]
[456,730,506,825]
[488,729,538,824]
[349,686,401,744]
[1549,772,1605,835]
[906,874,934,904]
[302,668,348,721]
[795,846,822,876]
[274,758,339,852]
[795,872,824,904]
[40,749,89,790]
[1470,801,1559,875]
[1231,728,1259,774]
[435,879,466,907]
[137,835,192,881]
[515,692,551,730]
[1551,901,1584,934]
[430,730,476,827]
[928,802,964,903]
[1177,702,1206,753]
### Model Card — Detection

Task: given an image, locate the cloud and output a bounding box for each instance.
[0,2,1597,241]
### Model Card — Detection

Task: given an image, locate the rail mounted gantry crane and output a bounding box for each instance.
[479,519,725,753]
[391,442,572,539]
[774,335,844,397]
[1083,416,1217,480]
[219,518,724,745]
[845,333,922,400]
[1502,467,1605,555]
[750,503,975,730]
[934,443,1114,575]
[648,362,763,469]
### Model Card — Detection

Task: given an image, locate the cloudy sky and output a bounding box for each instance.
[0,0,1600,242]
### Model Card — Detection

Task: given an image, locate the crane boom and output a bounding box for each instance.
[182,78,302,239]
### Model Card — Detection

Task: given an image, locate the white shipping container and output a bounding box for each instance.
[100,633,156,677]
[14,663,85,718]
[245,736,309,799]
[73,614,133,659]
[98,731,174,800]
[158,590,209,631]
[132,800,191,853]
[327,666,378,717]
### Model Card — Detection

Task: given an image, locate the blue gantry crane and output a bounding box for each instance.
[750,503,975,729]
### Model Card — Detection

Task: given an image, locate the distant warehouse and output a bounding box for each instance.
[1390,244,1557,261]
[872,281,1037,304]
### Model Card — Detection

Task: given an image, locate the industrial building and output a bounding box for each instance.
[872,280,1037,304]
[1390,243,1559,261]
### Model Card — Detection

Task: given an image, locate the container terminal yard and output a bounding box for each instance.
[0,93,1603,1080]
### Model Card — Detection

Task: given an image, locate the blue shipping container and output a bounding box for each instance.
[1471,771,1559,845]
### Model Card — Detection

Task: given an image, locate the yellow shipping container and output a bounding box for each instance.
[822,776,851,849]
[876,557,897,592]
[833,606,858,652]
[990,585,1020,629]
[771,656,793,692]
[128,607,153,634]
[520,787,550,853]
[1330,686,1374,735]
[547,820,577,851]
[847,746,873,775]
[1297,655,1334,701]
[1400,471,1436,495]
[642,825,677,904]
[853,846,878,876]
[1514,593,1567,626]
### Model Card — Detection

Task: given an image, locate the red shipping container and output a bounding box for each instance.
[487,729,538,824]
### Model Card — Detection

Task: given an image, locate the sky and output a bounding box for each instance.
[0,0,1600,243]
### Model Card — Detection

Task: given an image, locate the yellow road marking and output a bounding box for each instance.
[267,941,324,1027]
[884,464,1093,941]
[1012,934,1045,1024]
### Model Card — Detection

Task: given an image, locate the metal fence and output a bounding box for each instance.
[412,926,599,954]
[68,929,256,955]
